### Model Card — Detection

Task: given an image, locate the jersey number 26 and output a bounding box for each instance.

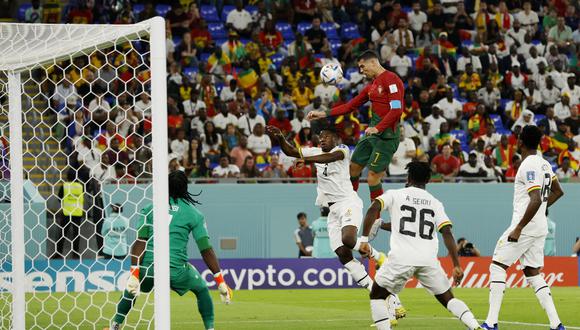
[399,205,435,240]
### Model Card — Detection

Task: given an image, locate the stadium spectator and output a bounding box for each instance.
[556,157,577,181]
[436,87,463,127]
[482,155,504,182]
[294,212,313,257]
[292,79,314,109]
[548,17,573,52]
[457,238,481,257]
[254,89,277,120]
[393,18,414,49]
[554,94,572,121]
[304,17,328,53]
[104,138,129,166]
[262,65,284,95]
[287,158,313,182]
[458,63,482,93]
[170,129,189,163]
[511,109,535,131]
[212,155,240,178]
[176,32,198,69]
[54,169,85,259]
[457,47,482,74]
[408,1,428,34]
[101,203,129,259]
[468,105,493,139]
[239,156,261,179]
[268,109,292,137]
[314,80,339,107]
[562,75,580,106]
[459,151,487,180]
[25,0,42,23]
[68,2,93,24]
[238,105,266,137]
[226,1,253,36]
[248,123,271,163]
[493,135,516,170]
[290,109,310,135]
[434,121,452,150]
[191,20,212,51]
[431,143,460,180]
[310,207,333,258]
[541,76,561,108]
[564,106,579,135]
[389,129,416,177]
[504,154,522,182]
[336,114,361,146]
[229,135,253,168]
[200,121,222,163]
[390,46,413,80]
[213,103,238,134]
[223,123,240,152]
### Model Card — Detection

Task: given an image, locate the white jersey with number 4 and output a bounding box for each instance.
[509,154,556,237]
[300,145,356,207]
[376,187,452,266]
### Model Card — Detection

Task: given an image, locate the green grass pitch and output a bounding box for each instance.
[15,287,580,329]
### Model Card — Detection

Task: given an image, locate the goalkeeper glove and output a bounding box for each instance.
[368,218,384,241]
[126,266,140,296]
[214,272,232,304]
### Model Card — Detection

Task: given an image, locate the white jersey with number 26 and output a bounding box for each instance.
[509,154,556,237]
[376,187,452,266]
[300,145,356,207]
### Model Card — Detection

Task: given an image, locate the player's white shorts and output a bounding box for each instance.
[492,231,546,268]
[327,195,363,251]
[375,258,451,296]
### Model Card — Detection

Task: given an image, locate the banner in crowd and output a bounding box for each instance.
[0,257,577,292]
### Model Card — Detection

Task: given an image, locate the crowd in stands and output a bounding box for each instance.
[10,0,580,182]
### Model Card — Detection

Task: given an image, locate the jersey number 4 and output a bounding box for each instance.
[399,205,435,240]
[323,164,328,176]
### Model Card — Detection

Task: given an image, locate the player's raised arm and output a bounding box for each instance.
[306,85,371,121]
[547,177,564,207]
[301,150,345,164]
[265,125,301,158]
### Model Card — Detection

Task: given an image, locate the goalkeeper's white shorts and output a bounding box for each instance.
[327,195,363,252]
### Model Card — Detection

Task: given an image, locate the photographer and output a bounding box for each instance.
[457,237,482,257]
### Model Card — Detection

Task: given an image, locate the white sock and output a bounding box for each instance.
[370,299,391,330]
[353,239,381,260]
[447,298,480,330]
[527,275,561,328]
[344,259,372,290]
[485,263,506,326]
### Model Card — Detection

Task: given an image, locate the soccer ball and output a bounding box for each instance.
[320,63,343,85]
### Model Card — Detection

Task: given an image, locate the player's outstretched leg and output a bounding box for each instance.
[435,290,481,330]
[482,262,507,330]
[367,170,385,201]
[335,226,374,290]
[369,282,393,330]
[524,267,564,330]
[193,287,215,330]
[109,290,137,329]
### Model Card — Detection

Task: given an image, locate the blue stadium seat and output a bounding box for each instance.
[534,114,546,124]
[200,5,220,22]
[240,38,251,45]
[297,22,312,35]
[496,128,511,136]
[321,23,339,40]
[499,98,510,111]
[172,36,182,47]
[402,6,412,13]
[210,162,219,169]
[345,67,359,80]
[200,53,211,63]
[341,23,361,39]
[183,67,199,79]
[462,40,474,48]
[256,163,270,171]
[330,39,342,56]
[276,22,294,40]
[133,3,144,17]
[246,5,258,16]
[271,53,284,69]
[221,5,235,21]
[283,39,293,49]
[451,130,467,144]
[408,54,418,70]
[155,4,171,17]
[214,39,227,47]
[215,82,225,95]
[490,114,504,129]
[271,146,281,154]
[207,23,227,39]
[18,4,31,22]
[314,53,324,60]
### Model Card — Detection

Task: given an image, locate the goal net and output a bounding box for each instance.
[0,18,170,329]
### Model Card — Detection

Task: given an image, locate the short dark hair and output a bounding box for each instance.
[406,161,431,185]
[520,125,542,150]
[357,50,379,62]
[320,207,330,217]
[320,125,338,136]
[297,212,307,219]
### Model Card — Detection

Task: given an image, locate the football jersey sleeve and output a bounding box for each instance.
[518,161,543,194]
[298,147,323,158]
[375,190,394,212]
[434,201,453,232]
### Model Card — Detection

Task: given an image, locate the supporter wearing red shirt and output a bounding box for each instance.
[259,20,284,51]
[431,143,460,179]
[68,4,93,24]
[287,159,313,183]
[191,20,213,50]
[268,110,292,136]
[504,155,522,182]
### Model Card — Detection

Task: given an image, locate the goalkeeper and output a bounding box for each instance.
[108,170,232,330]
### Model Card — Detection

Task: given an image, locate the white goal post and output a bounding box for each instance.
[0,17,170,329]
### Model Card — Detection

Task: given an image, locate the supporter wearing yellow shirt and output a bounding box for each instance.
[282,60,303,90]
[459,63,482,92]
[291,79,314,109]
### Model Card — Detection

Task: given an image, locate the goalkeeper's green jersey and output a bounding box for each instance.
[137,199,210,268]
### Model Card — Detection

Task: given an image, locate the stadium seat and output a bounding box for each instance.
[451,130,467,144]
[282,39,293,49]
[345,67,359,80]
[499,98,509,111]
[402,6,412,13]
[462,40,474,48]
[271,146,281,154]
[321,23,339,40]
[240,38,251,45]
[200,53,211,63]
[200,5,220,22]
[534,114,546,124]
[496,128,511,136]
[18,4,31,22]
[172,36,182,47]
[341,23,361,40]
[214,39,227,47]
[276,22,294,40]
[207,23,227,39]
[246,5,258,16]
[330,39,341,56]
[297,22,312,35]
[133,4,144,17]
[183,67,199,79]
[215,82,225,95]
[256,163,269,171]
[155,4,171,17]
[490,114,504,129]
[271,53,284,69]
[221,5,235,21]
